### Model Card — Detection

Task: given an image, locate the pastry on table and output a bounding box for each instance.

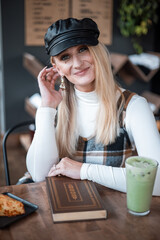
[0,194,25,217]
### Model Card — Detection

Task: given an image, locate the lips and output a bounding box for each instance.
[74,67,89,76]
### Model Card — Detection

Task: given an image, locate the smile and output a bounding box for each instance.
[74,67,90,76]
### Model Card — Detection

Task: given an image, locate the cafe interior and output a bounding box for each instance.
[0,0,160,239]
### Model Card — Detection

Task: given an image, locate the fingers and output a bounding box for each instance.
[38,66,60,85]
[48,158,82,179]
[48,164,61,177]
[45,68,60,82]
[38,66,47,83]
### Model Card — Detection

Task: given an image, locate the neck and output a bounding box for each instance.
[75,81,95,92]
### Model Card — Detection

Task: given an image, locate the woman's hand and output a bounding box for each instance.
[38,66,63,109]
[48,157,83,179]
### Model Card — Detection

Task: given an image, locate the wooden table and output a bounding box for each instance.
[0,182,160,240]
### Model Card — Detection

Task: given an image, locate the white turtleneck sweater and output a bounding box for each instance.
[26,88,160,195]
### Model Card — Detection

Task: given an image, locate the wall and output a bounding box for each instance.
[1,0,159,129]
[1,0,46,129]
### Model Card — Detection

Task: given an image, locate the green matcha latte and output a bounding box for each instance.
[125,156,158,216]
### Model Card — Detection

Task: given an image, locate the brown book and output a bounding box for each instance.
[46,176,107,223]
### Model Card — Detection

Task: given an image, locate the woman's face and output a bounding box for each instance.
[53,45,95,92]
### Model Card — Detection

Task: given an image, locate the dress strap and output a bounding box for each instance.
[118,90,137,127]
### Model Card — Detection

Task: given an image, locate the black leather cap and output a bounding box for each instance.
[44,18,100,56]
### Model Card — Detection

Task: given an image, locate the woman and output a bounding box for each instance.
[26,18,160,195]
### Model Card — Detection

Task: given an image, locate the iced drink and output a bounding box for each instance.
[125,156,158,216]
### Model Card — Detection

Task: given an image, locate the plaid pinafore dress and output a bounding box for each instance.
[73,90,137,167]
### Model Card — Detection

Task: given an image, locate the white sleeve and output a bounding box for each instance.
[80,96,160,196]
[26,107,59,182]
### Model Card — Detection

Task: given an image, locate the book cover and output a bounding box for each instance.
[46,176,107,223]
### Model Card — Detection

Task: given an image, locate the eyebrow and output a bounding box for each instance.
[57,50,69,59]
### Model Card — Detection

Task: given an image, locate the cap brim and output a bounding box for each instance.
[50,37,98,56]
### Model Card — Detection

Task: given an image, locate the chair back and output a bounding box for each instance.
[2,120,35,185]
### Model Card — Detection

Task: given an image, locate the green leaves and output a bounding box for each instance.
[118,0,159,53]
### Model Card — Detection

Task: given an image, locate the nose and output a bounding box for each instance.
[72,55,83,68]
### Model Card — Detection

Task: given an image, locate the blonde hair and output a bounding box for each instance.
[51,42,123,158]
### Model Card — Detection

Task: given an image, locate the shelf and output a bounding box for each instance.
[110,52,160,84]
[23,53,44,79]
[141,91,160,114]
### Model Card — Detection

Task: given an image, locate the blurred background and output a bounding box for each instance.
[0,0,160,132]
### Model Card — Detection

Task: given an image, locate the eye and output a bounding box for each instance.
[79,46,88,53]
[60,54,70,61]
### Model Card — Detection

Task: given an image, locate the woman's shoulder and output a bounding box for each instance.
[125,90,152,119]
[118,88,150,127]
[126,92,148,110]
[120,88,147,110]
[117,88,139,112]
[117,87,153,121]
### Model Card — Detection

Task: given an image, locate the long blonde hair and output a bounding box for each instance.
[51,42,123,158]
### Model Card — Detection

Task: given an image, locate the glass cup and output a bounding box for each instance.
[125,156,158,216]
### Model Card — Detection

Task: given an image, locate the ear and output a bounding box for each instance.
[52,62,63,76]
[52,62,57,69]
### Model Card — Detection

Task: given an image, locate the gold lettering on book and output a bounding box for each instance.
[64,182,83,202]
[68,184,77,200]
